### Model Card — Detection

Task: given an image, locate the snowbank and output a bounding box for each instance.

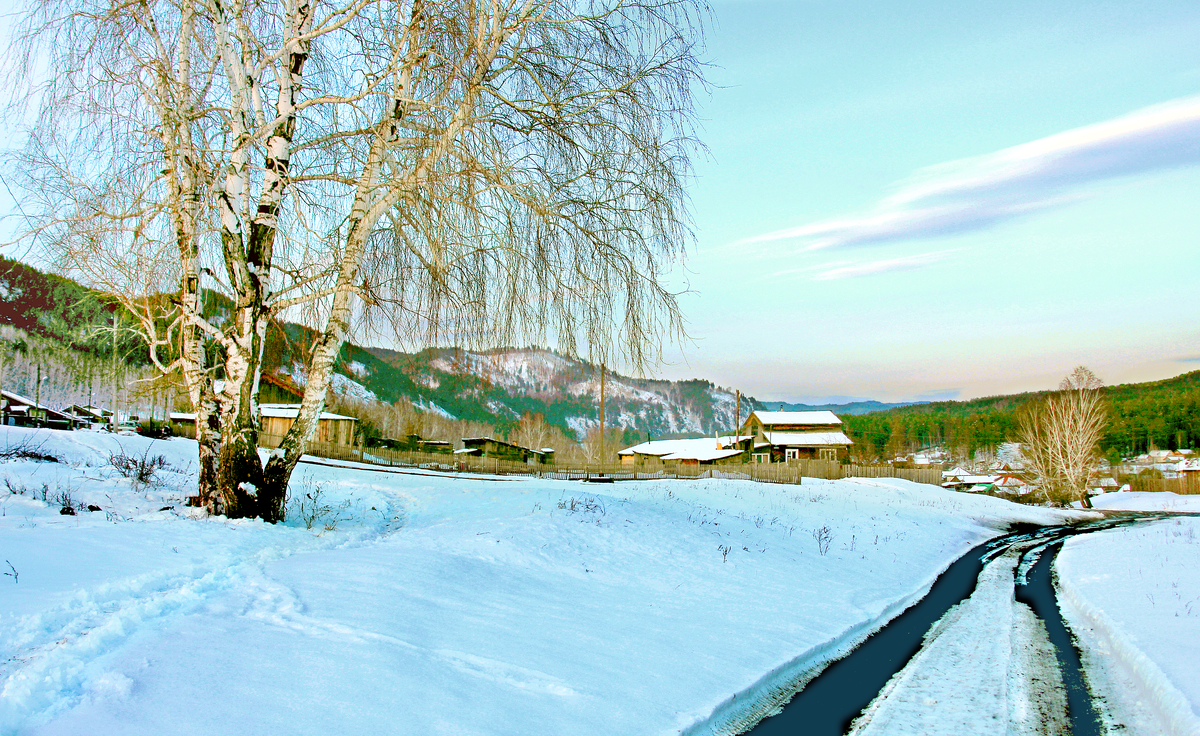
[1087,491,1200,512]
[1057,518,1200,736]
[0,427,1086,735]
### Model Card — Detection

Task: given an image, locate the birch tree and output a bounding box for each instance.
[1018,366,1108,507]
[8,0,706,520]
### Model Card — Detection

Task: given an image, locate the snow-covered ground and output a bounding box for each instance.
[1057,515,1200,736]
[1086,490,1200,512]
[0,427,1086,735]
[849,546,1065,736]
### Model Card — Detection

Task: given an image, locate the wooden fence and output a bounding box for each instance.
[1128,474,1200,495]
[277,435,944,488]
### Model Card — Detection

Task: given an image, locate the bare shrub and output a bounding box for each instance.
[0,435,59,463]
[109,447,169,487]
[53,485,84,515]
[286,477,351,532]
[556,495,607,524]
[812,525,833,556]
[3,477,28,495]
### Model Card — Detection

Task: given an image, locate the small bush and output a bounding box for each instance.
[556,495,606,524]
[3,477,28,495]
[53,486,85,515]
[286,477,351,532]
[0,436,59,463]
[109,447,169,487]
[812,525,833,556]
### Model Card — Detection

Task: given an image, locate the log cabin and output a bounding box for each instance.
[738,410,853,463]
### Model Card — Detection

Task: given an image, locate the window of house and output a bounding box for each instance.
[752,453,769,464]
[785,448,799,461]
[819,448,837,461]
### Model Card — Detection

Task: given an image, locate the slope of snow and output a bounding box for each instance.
[0,427,1086,735]
[1056,518,1200,736]
[1088,491,1200,512]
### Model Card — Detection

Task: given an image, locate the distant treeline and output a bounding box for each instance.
[844,371,1200,461]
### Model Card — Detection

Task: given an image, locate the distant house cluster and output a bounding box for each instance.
[1128,449,1199,478]
[941,465,1033,495]
[941,460,1127,497]
[618,411,853,466]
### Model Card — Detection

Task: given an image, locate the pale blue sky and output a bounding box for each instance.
[657,0,1200,402]
[3,1,1198,404]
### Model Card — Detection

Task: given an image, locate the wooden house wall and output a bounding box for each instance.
[261,415,355,448]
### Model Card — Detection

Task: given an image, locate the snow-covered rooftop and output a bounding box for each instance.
[943,475,1000,486]
[258,404,357,421]
[750,411,842,426]
[763,431,853,446]
[619,437,746,462]
[1,389,44,410]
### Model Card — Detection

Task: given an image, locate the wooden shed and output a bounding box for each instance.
[259,404,357,447]
[169,404,357,447]
[460,437,549,464]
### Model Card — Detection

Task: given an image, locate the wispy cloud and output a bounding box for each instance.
[741,95,1200,250]
[812,249,957,281]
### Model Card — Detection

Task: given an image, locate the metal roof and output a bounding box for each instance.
[762,431,853,446]
[749,411,842,426]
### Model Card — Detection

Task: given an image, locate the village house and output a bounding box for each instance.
[737,410,853,463]
[941,473,1000,492]
[456,437,551,464]
[618,435,754,466]
[367,433,453,454]
[65,404,113,427]
[1,390,81,430]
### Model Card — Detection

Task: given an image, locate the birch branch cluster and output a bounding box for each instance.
[6,0,706,372]
[1017,367,1108,505]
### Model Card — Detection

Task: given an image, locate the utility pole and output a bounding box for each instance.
[34,364,42,427]
[735,389,741,434]
[111,311,119,430]
[598,363,606,467]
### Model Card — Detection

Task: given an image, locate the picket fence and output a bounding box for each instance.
[278,435,944,488]
[1128,473,1200,495]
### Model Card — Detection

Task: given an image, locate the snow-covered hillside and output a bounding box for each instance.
[419,347,749,437]
[1,426,1084,735]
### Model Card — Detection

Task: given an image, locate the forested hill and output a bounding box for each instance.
[843,371,1200,461]
[1,257,762,441]
[758,399,927,416]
